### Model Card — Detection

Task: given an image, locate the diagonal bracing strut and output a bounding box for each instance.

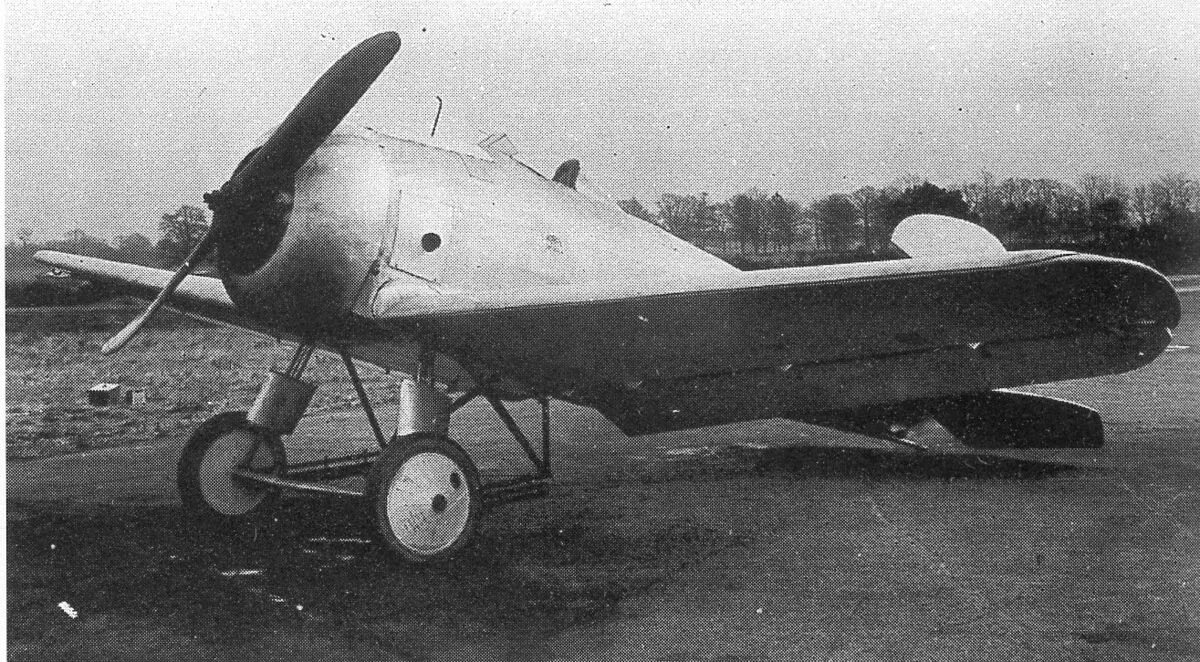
[481,391,552,478]
[340,351,389,449]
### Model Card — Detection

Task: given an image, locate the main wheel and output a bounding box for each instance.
[177,411,287,523]
[365,434,482,563]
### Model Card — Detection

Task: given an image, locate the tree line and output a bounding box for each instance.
[9,172,1200,284]
[6,205,212,306]
[620,172,1200,273]
[11,204,211,271]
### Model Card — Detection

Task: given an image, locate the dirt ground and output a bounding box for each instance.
[7,294,1199,661]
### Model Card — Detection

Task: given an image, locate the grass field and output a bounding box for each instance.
[5,313,397,460]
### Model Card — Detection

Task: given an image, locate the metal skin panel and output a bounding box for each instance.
[371,130,735,290]
[201,125,734,322]
[931,391,1106,449]
[593,328,1171,436]
[892,214,1007,257]
[219,133,390,330]
[398,252,1177,433]
[394,380,452,436]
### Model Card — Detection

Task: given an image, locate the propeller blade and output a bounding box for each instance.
[226,31,401,197]
[103,32,401,356]
[101,230,217,355]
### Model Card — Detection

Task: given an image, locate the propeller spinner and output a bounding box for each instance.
[102,32,401,355]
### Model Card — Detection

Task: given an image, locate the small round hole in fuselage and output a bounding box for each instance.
[421,232,442,252]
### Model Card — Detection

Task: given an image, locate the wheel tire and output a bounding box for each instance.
[177,411,287,524]
[365,434,482,563]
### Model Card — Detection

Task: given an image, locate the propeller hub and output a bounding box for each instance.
[216,189,295,276]
[205,177,295,276]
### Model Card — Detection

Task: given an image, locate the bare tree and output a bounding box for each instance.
[1075,175,1128,243]
[851,186,888,253]
[810,194,859,252]
[157,205,210,266]
[729,189,769,253]
[46,230,117,260]
[692,192,724,249]
[962,171,1003,234]
[618,170,1195,269]
[765,193,797,252]
[656,193,705,241]
[1151,173,1196,214]
[1129,184,1154,226]
[729,194,756,253]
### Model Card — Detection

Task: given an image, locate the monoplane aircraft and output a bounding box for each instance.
[36,32,1181,562]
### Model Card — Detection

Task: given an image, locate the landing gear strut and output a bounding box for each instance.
[364,342,483,562]
[177,339,318,524]
[176,339,554,562]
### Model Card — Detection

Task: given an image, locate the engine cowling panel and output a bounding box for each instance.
[218,135,390,333]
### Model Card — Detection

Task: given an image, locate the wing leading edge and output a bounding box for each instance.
[33,252,241,326]
[32,250,480,387]
[369,249,1178,434]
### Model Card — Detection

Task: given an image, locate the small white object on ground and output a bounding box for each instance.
[219,569,264,577]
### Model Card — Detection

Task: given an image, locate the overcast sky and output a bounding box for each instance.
[6,0,1198,241]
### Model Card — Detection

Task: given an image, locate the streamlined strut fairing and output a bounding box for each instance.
[36,33,1181,563]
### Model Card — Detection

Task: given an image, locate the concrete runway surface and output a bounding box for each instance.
[8,293,1199,661]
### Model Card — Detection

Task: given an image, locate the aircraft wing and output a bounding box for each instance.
[36,239,1179,437]
[32,250,477,386]
[33,252,248,329]
[368,248,1179,434]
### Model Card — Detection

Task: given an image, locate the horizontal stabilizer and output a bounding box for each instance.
[932,390,1104,449]
[891,214,1006,259]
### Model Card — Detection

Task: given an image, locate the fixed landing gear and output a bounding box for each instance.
[365,433,482,562]
[363,343,486,562]
[176,339,552,562]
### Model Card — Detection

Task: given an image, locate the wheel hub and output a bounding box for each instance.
[385,452,473,555]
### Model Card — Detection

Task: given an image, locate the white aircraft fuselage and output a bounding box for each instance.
[204,125,1179,434]
[31,32,1182,562]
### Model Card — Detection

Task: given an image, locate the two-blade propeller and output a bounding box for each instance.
[102,32,401,355]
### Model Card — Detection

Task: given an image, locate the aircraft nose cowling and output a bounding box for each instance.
[219,135,390,331]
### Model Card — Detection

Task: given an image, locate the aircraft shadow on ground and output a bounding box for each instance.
[8,489,739,638]
[6,445,1083,657]
[6,445,1075,580]
[646,444,1077,483]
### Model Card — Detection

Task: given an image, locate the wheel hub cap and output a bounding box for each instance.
[386,452,471,554]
